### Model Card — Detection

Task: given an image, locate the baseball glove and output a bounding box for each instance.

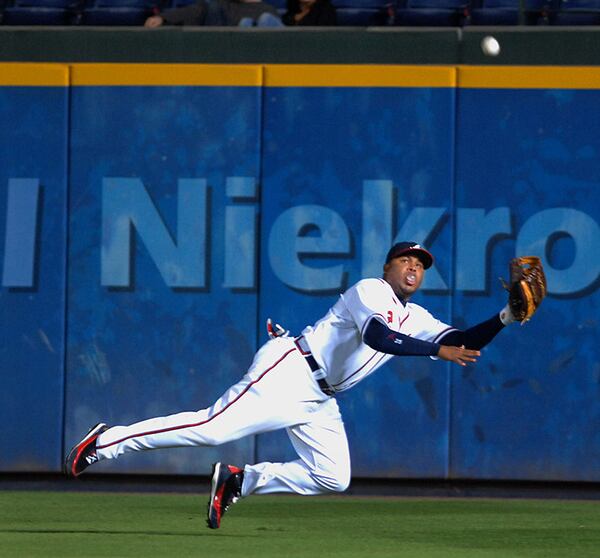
[501,256,547,324]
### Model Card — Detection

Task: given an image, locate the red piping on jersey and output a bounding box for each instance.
[346,307,410,391]
[96,348,297,451]
[339,278,446,391]
[332,352,388,390]
[331,351,381,389]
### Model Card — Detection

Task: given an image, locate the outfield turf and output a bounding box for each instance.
[1,491,599,557]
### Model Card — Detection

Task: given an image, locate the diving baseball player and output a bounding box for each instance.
[65,241,545,529]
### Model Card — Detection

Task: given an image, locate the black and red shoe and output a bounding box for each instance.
[64,423,109,478]
[206,462,244,529]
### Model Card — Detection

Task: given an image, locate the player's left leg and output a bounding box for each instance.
[65,337,326,477]
[241,396,351,496]
[91,339,315,460]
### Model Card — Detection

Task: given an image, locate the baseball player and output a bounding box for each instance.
[65,241,528,529]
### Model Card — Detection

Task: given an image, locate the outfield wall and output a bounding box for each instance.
[1,63,599,481]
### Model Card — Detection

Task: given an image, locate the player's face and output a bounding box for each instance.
[383,254,425,299]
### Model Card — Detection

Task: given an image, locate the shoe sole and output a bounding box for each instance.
[206,462,223,529]
[64,422,107,478]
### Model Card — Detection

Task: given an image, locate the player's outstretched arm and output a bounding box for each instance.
[438,301,524,351]
[438,314,505,351]
[364,319,480,366]
[438,256,547,350]
[363,318,440,357]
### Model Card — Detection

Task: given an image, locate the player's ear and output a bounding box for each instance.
[383,263,391,274]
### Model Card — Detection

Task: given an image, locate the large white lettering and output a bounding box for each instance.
[456,208,512,291]
[101,178,207,288]
[2,178,40,287]
[517,208,600,295]
[268,205,351,293]
[4,177,598,297]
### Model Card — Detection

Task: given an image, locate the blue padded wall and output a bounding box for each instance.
[65,78,262,473]
[0,70,69,471]
[451,86,600,480]
[1,63,599,481]
[257,78,457,478]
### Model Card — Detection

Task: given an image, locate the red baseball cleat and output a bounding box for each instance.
[206,462,244,529]
[64,423,109,478]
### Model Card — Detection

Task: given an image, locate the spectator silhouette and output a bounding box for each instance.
[282,0,336,25]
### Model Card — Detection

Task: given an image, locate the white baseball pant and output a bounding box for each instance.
[95,337,351,496]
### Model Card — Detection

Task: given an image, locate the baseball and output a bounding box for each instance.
[481,36,501,57]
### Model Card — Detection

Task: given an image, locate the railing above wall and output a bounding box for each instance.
[1,27,600,65]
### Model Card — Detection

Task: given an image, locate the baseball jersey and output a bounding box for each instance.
[301,278,456,392]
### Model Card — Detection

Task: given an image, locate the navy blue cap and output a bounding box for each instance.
[385,242,434,269]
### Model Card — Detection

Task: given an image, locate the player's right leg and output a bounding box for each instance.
[241,396,351,496]
[206,462,244,529]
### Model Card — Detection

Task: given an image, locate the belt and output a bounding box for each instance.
[294,337,335,397]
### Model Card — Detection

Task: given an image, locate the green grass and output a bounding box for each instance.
[1,491,599,557]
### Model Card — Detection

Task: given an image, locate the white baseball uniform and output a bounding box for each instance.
[95,277,454,495]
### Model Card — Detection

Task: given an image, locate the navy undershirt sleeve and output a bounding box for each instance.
[438,314,504,350]
[363,318,440,357]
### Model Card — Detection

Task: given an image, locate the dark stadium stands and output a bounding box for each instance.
[393,0,469,26]
[333,0,391,26]
[550,0,600,24]
[1,0,80,25]
[79,0,157,25]
[469,0,549,25]
[0,0,596,25]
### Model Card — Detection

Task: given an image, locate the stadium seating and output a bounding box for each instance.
[1,0,600,25]
[163,0,391,26]
[80,0,158,25]
[468,0,548,25]
[550,0,600,24]
[333,0,391,25]
[166,0,390,25]
[393,0,469,26]
[1,0,80,25]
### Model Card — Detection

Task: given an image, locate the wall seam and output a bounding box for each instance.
[446,65,460,481]
[253,65,266,466]
[60,63,73,469]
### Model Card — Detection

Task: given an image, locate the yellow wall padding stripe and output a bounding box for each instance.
[70,63,263,86]
[458,65,600,89]
[264,64,457,88]
[69,63,456,88]
[0,63,69,86]
[2,63,600,89]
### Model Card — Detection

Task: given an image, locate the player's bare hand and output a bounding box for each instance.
[437,345,480,366]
